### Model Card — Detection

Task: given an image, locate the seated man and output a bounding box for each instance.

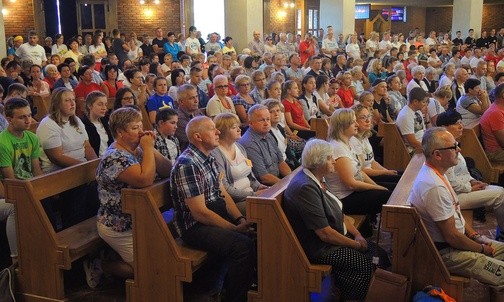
[437,110,504,241]
[239,104,292,185]
[408,127,504,297]
[170,116,254,302]
[481,83,504,162]
[396,87,431,154]
[456,78,490,129]
[0,98,43,264]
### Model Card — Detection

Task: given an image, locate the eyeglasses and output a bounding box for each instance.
[434,142,461,153]
[122,96,135,101]
[215,85,228,89]
[357,114,372,120]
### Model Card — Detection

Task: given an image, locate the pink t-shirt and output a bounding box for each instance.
[480,103,504,153]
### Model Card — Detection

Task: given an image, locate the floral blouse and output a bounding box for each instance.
[96,146,143,232]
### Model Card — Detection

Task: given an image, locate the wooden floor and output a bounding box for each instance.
[0,212,498,302]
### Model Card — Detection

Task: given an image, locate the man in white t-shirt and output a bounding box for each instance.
[424,31,438,49]
[378,31,392,58]
[408,127,504,295]
[396,87,430,154]
[321,26,338,63]
[185,25,201,55]
[16,31,47,66]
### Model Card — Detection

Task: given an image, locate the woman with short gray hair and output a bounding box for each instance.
[283,138,389,301]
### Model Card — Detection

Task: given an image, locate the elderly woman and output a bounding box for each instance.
[406,65,428,96]
[351,104,401,190]
[206,74,236,118]
[210,113,266,214]
[283,139,388,301]
[437,110,504,242]
[82,91,113,157]
[325,108,390,217]
[43,64,60,91]
[86,107,172,287]
[232,74,257,124]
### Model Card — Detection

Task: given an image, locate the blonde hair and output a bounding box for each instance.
[213,112,240,138]
[49,87,80,128]
[433,85,453,99]
[109,107,142,138]
[352,104,373,138]
[327,108,356,141]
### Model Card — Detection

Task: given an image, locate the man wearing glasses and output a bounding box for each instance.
[408,127,504,295]
[396,87,431,154]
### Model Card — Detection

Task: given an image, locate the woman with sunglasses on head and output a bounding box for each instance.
[351,104,401,191]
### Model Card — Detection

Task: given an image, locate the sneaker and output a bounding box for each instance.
[83,258,103,288]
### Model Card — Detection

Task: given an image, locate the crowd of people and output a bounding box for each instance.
[2,23,504,301]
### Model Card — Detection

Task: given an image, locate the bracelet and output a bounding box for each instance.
[469,232,481,240]
[234,216,246,224]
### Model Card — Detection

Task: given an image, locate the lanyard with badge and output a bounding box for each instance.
[425,162,463,221]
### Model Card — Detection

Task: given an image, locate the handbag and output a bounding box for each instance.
[364,214,409,302]
[365,268,409,302]
[0,262,17,302]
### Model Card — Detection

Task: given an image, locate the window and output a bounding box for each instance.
[193,0,225,41]
[307,9,319,37]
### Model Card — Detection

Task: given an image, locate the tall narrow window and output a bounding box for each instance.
[193,0,225,41]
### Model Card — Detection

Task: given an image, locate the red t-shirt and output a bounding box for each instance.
[480,103,504,153]
[102,80,124,98]
[74,81,101,117]
[299,40,315,66]
[282,99,308,128]
[337,87,355,108]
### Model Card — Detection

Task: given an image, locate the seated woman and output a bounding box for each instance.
[54,63,78,91]
[28,64,50,97]
[123,68,147,107]
[298,75,320,122]
[265,98,305,168]
[437,110,504,242]
[82,91,113,157]
[113,87,138,111]
[313,74,337,118]
[232,74,257,124]
[282,80,310,131]
[283,139,389,301]
[210,113,266,214]
[351,104,401,191]
[153,107,180,163]
[167,68,185,104]
[367,59,387,83]
[325,108,391,218]
[427,85,452,126]
[100,64,123,98]
[37,87,97,173]
[87,107,171,287]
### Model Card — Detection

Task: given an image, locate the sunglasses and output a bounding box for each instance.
[433,142,460,153]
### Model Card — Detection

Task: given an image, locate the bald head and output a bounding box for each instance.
[186,116,212,144]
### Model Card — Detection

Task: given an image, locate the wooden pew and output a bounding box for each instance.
[4,159,103,302]
[378,122,411,171]
[32,95,51,122]
[458,124,504,184]
[310,118,329,140]
[140,104,154,131]
[381,205,470,301]
[247,167,365,301]
[121,179,208,302]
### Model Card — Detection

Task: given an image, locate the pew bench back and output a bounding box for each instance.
[247,167,332,302]
[4,159,102,301]
[459,124,504,184]
[378,122,412,171]
[121,179,208,302]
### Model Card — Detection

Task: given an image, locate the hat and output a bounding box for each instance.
[14,36,23,42]
[372,78,386,87]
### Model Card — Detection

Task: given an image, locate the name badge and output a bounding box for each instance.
[245,159,253,167]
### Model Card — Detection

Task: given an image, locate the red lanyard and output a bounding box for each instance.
[425,163,460,212]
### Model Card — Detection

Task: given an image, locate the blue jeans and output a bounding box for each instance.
[182,223,255,302]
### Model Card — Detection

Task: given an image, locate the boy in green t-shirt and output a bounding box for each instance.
[0,98,43,263]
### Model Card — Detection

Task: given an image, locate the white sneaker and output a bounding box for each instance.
[83,258,103,288]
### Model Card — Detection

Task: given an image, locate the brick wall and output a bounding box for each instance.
[3,0,35,39]
[117,0,181,37]
[426,4,504,37]
[264,0,296,35]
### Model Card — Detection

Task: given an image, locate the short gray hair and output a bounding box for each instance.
[247,104,268,121]
[302,139,334,171]
[422,127,449,158]
[411,65,426,75]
